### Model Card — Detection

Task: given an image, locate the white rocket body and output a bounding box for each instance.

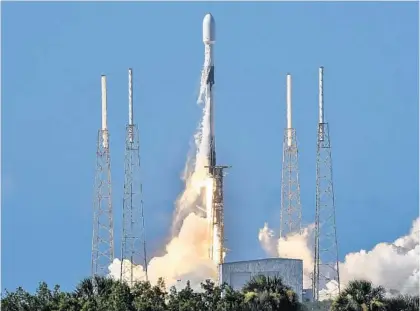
[101,75,109,149]
[203,13,216,175]
[202,13,222,266]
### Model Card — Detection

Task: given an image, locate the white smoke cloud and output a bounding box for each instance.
[109,213,217,290]
[109,58,216,290]
[258,223,314,288]
[258,223,277,257]
[337,218,419,296]
[259,218,420,299]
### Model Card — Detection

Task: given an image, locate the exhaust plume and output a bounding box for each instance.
[259,218,419,299]
[109,59,216,290]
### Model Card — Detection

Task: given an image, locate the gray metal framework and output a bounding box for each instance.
[120,124,148,285]
[206,165,230,266]
[92,129,114,276]
[280,128,302,239]
[313,122,340,301]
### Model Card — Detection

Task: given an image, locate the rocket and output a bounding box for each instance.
[202,13,216,175]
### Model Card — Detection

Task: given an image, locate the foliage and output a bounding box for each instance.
[2,276,418,311]
[302,300,333,311]
[384,294,419,311]
[331,280,420,311]
[331,280,386,311]
[242,274,302,311]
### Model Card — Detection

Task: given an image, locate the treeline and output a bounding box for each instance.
[1,275,418,311]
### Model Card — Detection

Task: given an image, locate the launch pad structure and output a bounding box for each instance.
[88,15,342,299]
[120,69,148,285]
[91,76,115,277]
[280,74,302,240]
[206,165,231,267]
[312,67,340,301]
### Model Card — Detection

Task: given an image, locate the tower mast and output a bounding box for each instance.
[120,68,148,285]
[280,74,302,240]
[313,67,340,301]
[92,75,114,276]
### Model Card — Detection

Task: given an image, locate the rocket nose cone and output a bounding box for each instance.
[203,13,214,23]
[203,13,215,43]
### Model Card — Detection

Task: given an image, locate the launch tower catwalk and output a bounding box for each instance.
[92,75,115,277]
[312,67,340,301]
[120,68,148,285]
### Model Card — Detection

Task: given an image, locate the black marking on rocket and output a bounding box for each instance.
[207,65,216,176]
[209,138,217,175]
[207,66,215,87]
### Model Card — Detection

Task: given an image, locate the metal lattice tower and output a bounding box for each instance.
[205,165,230,268]
[120,68,148,286]
[213,166,230,266]
[313,67,340,301]
[280,74,302,239]
[92,75,114,277]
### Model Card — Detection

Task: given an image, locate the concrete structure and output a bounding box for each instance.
[219,258,303,301]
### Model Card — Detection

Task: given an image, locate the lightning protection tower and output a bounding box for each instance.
[280,74,302,240]
[312,67,340,301]
[120,68,148,286]
[92,75,114,277]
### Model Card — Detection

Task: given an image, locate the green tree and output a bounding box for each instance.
[74,275,116,311]
[216,283,245,311]
[201,279,223,310]
[302,300,332,311]
[385,294,419,311]
[242,274,302,311]
[331,280,386,311]
[106,280,135,311]
[167,281,204,311]
[1,287,37,311]
[131,278,167,311]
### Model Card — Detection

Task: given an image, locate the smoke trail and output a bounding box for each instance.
[109,57,216,290]
[259,218,419,299]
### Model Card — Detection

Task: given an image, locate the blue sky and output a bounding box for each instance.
[2,2,418,292]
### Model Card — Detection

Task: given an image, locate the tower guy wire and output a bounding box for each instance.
[92,75,114,277]
[312,67,340,301]
[120,68,148,285]
[280,74,302,239]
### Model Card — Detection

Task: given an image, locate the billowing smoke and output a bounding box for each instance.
[258,223,277,257]
[258,223,315,288]
[338,217,419,296]
[109,61,216,290]
[259,218,419,299]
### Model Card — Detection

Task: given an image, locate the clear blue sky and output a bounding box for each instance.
[2,2,418,292]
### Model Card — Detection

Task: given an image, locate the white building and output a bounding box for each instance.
[219,258,303,301]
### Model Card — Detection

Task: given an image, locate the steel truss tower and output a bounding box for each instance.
[92,75,114,277]
[313,67,340,301]
[120,69,148,286]
[205,165,230,267]
[280,128,302,238]
[212,166,229,266]
[280,74,302,239]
